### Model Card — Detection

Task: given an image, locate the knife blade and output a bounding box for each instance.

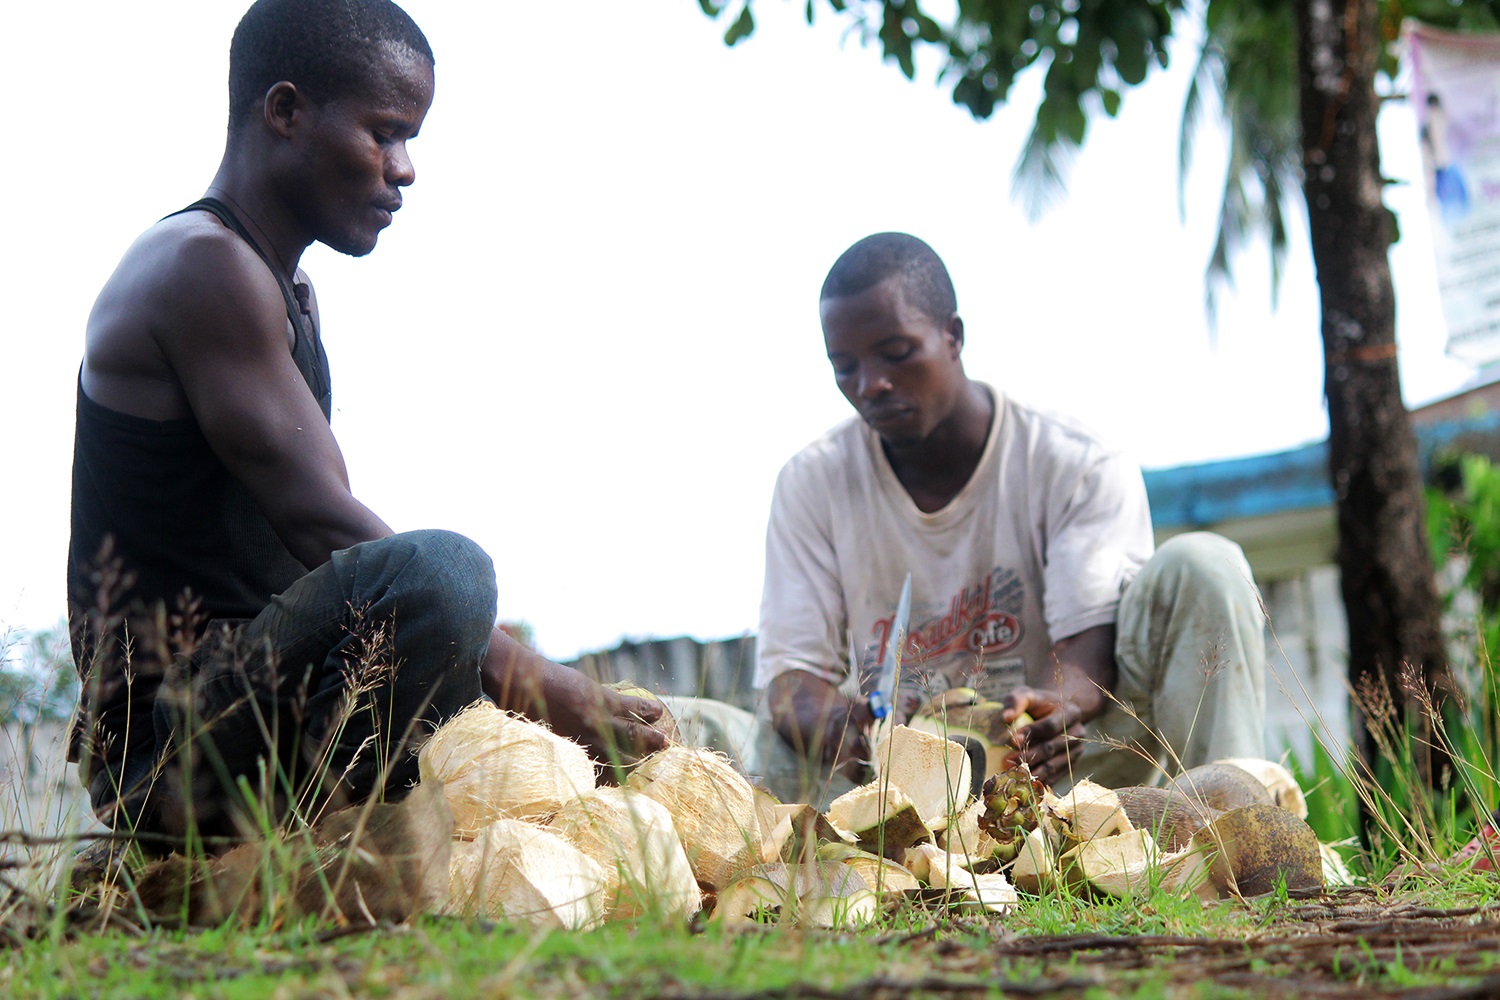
[868,572,912,720]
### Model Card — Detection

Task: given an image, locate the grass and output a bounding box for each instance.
[12,548,1500,999]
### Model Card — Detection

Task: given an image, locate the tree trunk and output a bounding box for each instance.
[1295,0,1450,784]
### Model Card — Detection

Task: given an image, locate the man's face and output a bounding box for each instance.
[294,42,435,257]
[821,275,965,449]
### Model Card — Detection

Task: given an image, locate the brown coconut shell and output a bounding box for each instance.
[1170,763,1273,812]
[1190,803,1324,898]
[1115,785,1220,852]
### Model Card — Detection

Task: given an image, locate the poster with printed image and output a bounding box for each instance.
[1406,21,1500,364]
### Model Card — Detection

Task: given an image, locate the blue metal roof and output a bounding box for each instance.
[1144,412,1500,530]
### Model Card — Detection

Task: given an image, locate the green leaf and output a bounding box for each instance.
[1100,87,1122,117]
[724,4,756,46]
[698,0,726,17]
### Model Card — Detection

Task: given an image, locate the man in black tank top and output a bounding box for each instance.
[68,0,665,849]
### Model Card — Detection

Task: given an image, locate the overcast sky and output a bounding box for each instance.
[0,1,1477,662]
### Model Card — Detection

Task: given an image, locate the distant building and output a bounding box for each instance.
[1145,374,1500,764]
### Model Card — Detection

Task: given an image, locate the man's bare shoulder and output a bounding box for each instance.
[84,210,294,419]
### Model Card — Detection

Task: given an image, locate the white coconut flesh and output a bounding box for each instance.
[873,725,973,832]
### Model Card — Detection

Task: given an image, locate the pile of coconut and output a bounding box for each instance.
[415,699,1344,930]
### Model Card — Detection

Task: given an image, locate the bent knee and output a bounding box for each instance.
[1146,532,1254,591]
[388,529,497,615]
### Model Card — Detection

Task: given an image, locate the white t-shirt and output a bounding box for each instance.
[755,387,1153,706]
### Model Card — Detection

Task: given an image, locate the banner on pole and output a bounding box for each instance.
[1406,21,1500,364]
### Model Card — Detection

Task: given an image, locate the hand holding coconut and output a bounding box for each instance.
[480,627,669,766]
[766,670,876,783]
[1003,624,1117,786]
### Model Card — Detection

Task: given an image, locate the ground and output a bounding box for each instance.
[5,881,1500,998]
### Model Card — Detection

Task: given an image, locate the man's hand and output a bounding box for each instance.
[1000,686,1087,785]
[1002,624,1118,786]
[480,627,669,765]
[767,670,874,783]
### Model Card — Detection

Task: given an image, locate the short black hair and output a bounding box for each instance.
[820,233,957,323]
[228,0,433,125]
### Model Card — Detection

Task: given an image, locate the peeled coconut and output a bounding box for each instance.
[1052,779,1132,842]
[419,701,597,835]
[1060,828,1161,898]
[826,781,933,859]
[1010,824,1058,895]
[713,862,875,929]
[873,725,973,831]
[1215,757,1310,819]
[549,786,700,921]
[626,746,761,890]
[447,818,608,929]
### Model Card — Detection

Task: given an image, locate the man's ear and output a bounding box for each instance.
[945,315,965,356]
[263,81,304,138]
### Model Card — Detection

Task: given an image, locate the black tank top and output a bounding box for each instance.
[68,198,333,765]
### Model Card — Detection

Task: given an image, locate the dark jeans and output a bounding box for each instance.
[137,529,493,840]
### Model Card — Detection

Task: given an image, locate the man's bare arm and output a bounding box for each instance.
[767,670,873,781]
[480,627,668,762]
[153,227,393,567]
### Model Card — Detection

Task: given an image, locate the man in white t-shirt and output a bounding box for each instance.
[753,232,1266,798]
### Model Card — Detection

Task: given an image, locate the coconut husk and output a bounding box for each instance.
[549,786,700,921]
[912,844,1018,912]
[816,843,921,899]
[762,803,853,863]
[1190,803,1324,898]
[1158,843,1219,902]
[625,745,761,890]
[872,725,973,831]
[1215,757,1310,819]
[418,701,597,835]
[826,781,933,860]
[447,818,609,929]
[1320,842,1355,887]
[1060,828,1162,898]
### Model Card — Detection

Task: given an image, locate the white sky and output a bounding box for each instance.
[0,1,1478,662]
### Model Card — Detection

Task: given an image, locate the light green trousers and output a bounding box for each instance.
[665,532,1267,805]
